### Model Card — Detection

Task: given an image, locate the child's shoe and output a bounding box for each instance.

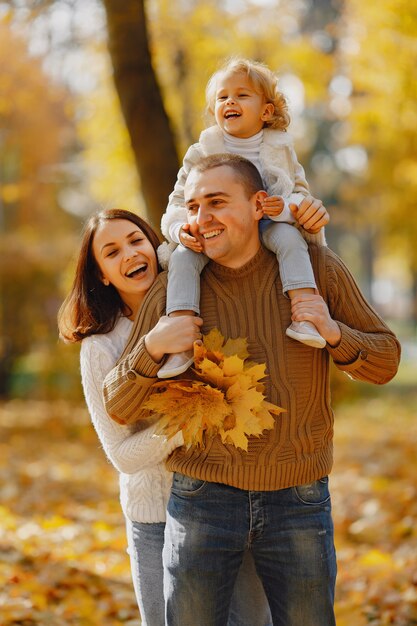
[157,350,194,379]
[286,321,326,349]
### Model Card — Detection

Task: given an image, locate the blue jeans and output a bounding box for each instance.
[127,519,272,626]
[163,474,336,626]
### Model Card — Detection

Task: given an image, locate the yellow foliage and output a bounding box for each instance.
[358,549,394,568]
[1,183,20,204]
[343,0,417,258]
[76,49,143,214]
[143,329,285,451]
[2,393,417,623]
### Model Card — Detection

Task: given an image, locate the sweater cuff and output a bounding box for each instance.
[129,335,162,379]
[326,322,369,372]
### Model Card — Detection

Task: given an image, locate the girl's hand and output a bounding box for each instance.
[290,196,329,233]
[179,223,203,253]
[144,315,203,362]
[261,195,284,217]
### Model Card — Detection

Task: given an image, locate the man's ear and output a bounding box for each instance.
[254,190,268,221]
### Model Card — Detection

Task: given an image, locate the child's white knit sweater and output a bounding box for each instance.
[80,316,183,522]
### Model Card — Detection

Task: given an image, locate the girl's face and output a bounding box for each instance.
[92,219,158,318]
[214,72,274,138]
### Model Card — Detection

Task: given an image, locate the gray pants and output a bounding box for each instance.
[166,221,317,315]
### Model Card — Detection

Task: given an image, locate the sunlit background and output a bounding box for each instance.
[0,0,416,399]
[1,1,416,624]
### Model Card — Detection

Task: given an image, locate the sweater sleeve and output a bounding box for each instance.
[318,247,401,384]
[161,143,203,243]
[103,276,168,426]
[81,330,182,474]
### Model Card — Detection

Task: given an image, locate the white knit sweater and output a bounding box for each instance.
[80,316,183,522]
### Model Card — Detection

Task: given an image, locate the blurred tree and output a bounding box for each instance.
[2,0,336,225]
[339,0,417,323]
[0,19,77,395]
[75,46,143,216]
[102,0,179,231]
[0,23,72,231]
[2,0,415,403]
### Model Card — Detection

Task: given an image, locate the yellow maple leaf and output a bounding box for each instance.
[243,362,267,385]
[222,336,249,359]
[145,380,230,448]
[221,424,253,451]
[222,355,244,377]
[202,328,225,355]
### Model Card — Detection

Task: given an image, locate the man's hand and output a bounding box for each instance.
[261,195,284,218]
[290,196,329,234]
[145,315,203,362]
[179,223,203,253]
[290,293,341,347]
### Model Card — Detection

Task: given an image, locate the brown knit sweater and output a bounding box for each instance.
[103,245,400,491]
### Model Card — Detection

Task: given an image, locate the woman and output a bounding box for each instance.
[58,209,272,626]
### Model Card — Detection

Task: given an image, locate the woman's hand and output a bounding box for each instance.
[144,315,203,362]
[290,196,329,234]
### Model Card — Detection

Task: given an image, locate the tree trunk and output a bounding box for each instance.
[411,271,417,333]
[102,0,179,232]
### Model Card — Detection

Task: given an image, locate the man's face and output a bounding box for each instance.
[184,165,264,268]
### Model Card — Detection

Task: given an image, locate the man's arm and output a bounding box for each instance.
[103,334,161,425]
[102,273,203,425]
[302,246,401,385]
[103,277,167,425]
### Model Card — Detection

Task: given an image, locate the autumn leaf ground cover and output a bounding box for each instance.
[1,383,416,625]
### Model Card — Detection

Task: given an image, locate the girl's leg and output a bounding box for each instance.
[158,246,209,378]
[261,221,326,349]
[165,246,209,316]
[126,520,166,626]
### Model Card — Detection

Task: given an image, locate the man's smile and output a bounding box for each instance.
[202,229,223,240]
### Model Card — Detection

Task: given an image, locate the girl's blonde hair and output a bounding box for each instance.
[205,57,290,131]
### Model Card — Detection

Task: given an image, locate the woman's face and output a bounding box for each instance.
[92,218,158,317]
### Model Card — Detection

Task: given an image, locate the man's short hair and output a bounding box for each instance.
[190,153,264,199]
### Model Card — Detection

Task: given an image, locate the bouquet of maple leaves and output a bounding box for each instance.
[143,329,285,451]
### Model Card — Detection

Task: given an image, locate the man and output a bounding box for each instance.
[103,154,400,626]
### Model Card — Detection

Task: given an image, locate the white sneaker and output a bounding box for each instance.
[286,321,326,349]
[157,350,195,379]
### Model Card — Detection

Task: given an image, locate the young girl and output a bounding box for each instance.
[58,209,272,626]
[158,57,328,378]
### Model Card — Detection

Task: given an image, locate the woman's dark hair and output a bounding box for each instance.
[58,208,161,343]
